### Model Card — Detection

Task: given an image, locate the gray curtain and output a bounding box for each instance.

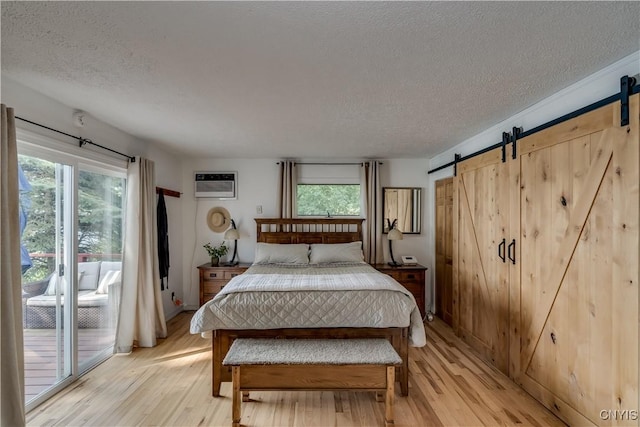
[277,161,296,218]
[115,157,167,352]
[361,161,383,264]
[1,104,26,426]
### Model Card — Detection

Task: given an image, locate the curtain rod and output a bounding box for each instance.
[428,76,639,175]
[15,116,136,163]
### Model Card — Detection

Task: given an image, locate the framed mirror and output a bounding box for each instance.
[383,187,422,234]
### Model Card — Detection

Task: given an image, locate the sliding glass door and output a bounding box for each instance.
[77,167,125,369]
[19,145,126,409]
[19,154,73,404]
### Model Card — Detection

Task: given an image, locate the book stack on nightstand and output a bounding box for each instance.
[372,264,427,318]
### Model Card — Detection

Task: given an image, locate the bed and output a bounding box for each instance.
[190,218,426,397]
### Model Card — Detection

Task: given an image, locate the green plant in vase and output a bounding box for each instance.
[204,242,228,266]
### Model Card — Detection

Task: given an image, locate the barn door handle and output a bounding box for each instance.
[498,239,506,263]
[507,239,516,265]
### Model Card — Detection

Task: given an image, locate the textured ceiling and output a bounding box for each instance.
[2,2,639,159]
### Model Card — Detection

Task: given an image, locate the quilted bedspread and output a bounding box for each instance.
[190,262,427,347]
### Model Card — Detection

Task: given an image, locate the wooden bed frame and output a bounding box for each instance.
[210,218,410,397]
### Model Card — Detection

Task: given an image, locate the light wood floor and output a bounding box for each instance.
[26,312,565,427]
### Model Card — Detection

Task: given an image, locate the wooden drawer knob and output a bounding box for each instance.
[208,272,219,279]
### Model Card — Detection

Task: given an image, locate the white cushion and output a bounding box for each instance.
[98,261,122,284]
[43,274,64,296]
[43,272,83,296]
[254,243,309,265]
[309,242,364,264]
[41,261,121,295]
[97,270,121,294]
[27,290,108,307]
[78,261,102,290]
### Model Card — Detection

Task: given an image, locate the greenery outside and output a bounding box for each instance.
[296,184,361,216]
[19,154,126,283]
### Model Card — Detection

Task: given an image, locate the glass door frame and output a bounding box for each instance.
[19,142,78,412]
[17,129,128,412]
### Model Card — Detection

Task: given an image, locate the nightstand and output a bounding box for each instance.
[198,263,251,306]
[372,264,427,318]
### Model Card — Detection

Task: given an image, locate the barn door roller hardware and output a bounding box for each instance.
[511,127,522,159]
[620,75,637,127]
[501,132,510,163]
[428,75,640,175]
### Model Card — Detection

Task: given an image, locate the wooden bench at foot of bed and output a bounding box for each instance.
[223,338,403,427]
[212,327,410,397]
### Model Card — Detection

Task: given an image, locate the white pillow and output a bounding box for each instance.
[43,272,82,296]
[78,261,101,290]
[310,242,364,264]
[254,243,309,264]
[97,270,121,294]
[43,274,60,296]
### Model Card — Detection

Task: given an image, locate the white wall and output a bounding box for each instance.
[424,51,640,315]
[180,157,430,308]
[2,78,186,320]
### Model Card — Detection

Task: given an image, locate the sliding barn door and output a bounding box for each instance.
[516,95,639,426]
[454,150,512,374]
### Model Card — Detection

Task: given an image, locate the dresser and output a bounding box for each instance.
[198,263,251,306]
[372,264,427,318]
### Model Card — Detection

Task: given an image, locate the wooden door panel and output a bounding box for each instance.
[435,178,454,326]
[442,180,454,325]
[456,157,510,373]
[521,130,615,366]
[518,95,638,426]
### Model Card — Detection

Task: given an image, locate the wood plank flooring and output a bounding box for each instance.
[26,312,565,427]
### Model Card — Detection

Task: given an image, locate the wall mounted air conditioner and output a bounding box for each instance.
[194,171,237,199]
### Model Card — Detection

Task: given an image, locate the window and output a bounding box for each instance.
[297,184,360,216]
[295,164,361,217]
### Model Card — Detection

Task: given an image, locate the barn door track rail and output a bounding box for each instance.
[429,75,639,175]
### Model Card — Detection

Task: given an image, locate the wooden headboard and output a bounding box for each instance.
[255,218,364,244]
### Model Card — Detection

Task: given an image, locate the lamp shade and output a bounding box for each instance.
[224,228,240,240]
[388,228,403,241]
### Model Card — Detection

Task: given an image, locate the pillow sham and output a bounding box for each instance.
[309,241,364,264]
[254,243,309,265]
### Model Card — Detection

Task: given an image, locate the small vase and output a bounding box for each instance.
[211,257,219,266]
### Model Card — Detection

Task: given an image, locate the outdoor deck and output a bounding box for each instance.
[24,328,115,402]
